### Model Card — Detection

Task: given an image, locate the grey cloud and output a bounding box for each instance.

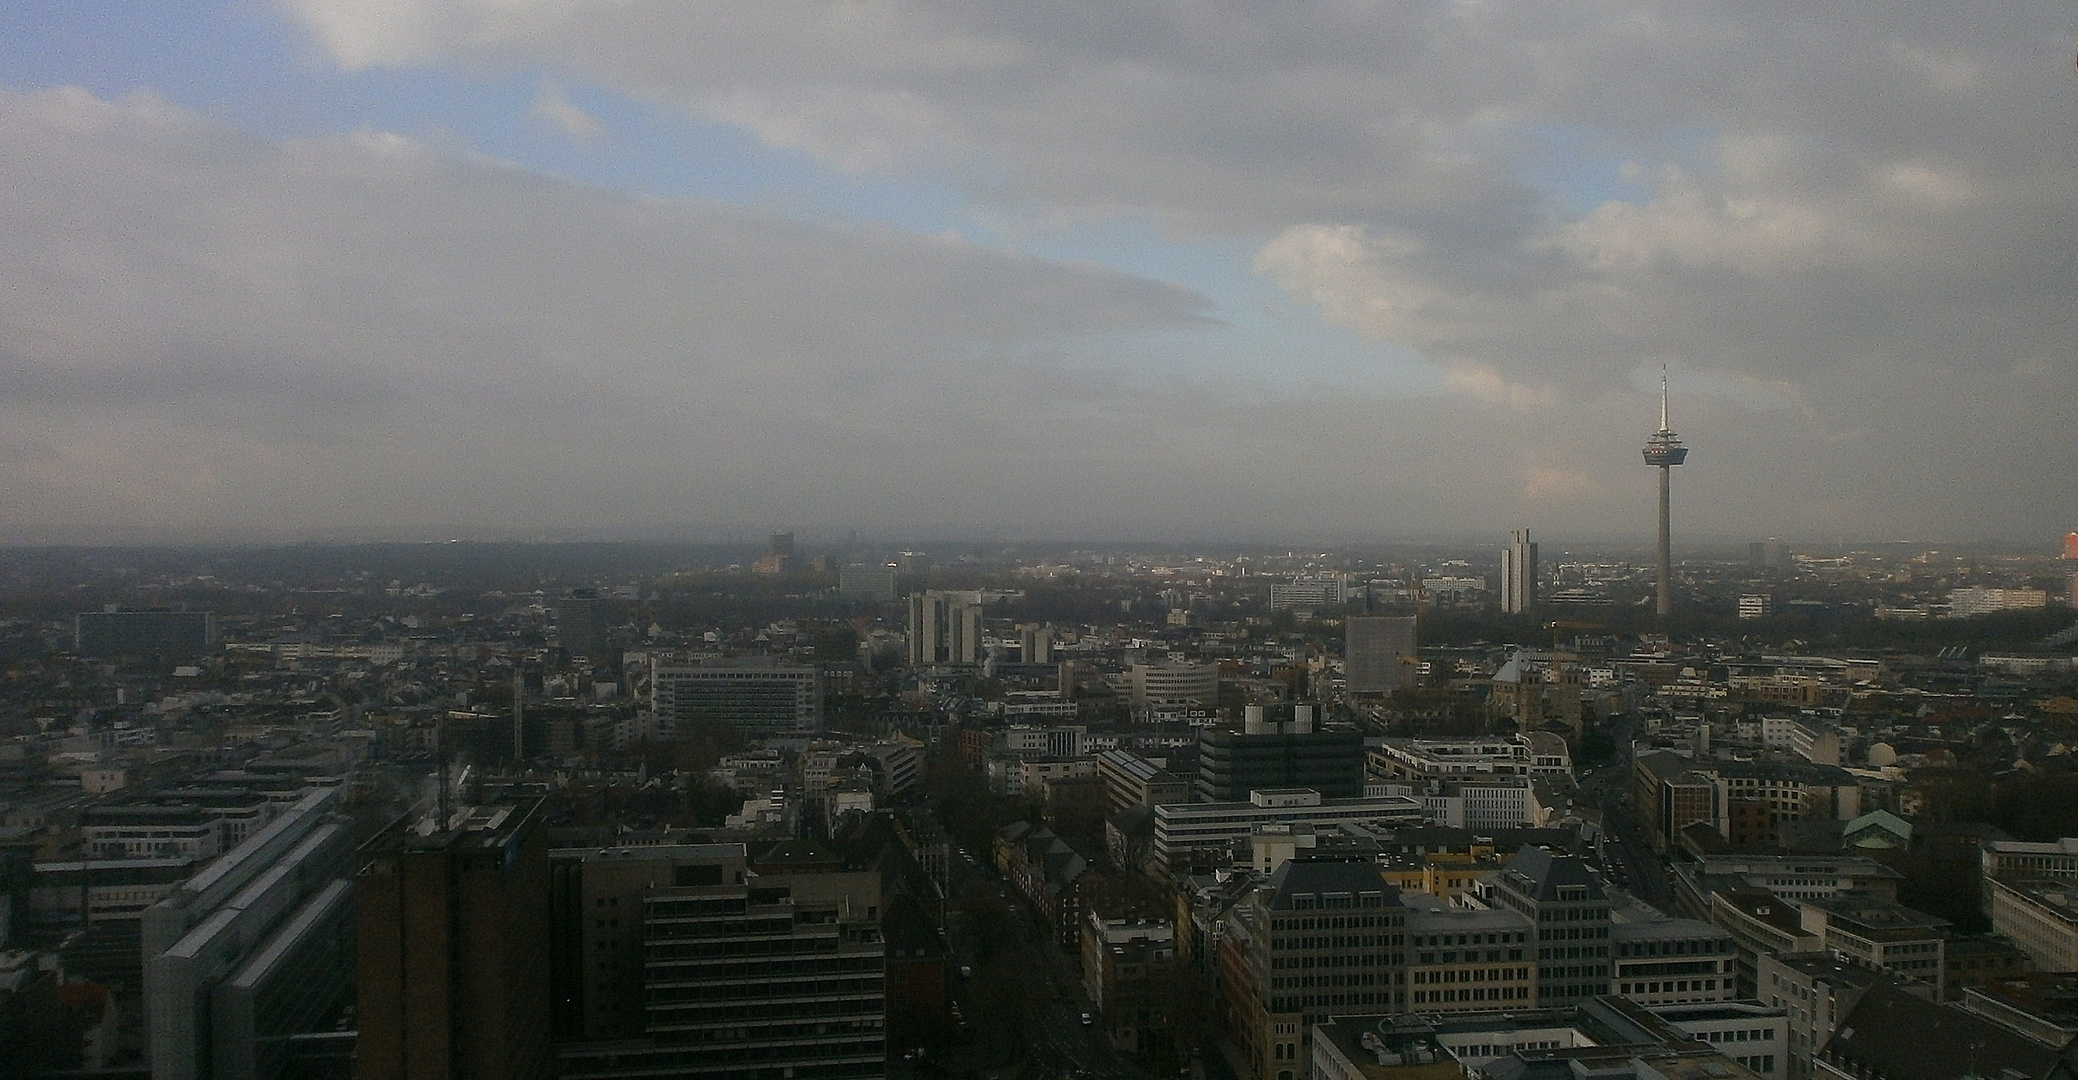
[0,86,1232,541]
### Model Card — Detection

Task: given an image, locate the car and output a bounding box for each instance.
[1080,1012,1094,1026]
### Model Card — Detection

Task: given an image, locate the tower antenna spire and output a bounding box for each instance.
[1659,364,1670,431]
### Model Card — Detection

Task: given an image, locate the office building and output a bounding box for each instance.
[555,589,610,657]
[1982,836,2078,884]
[141,788,347,1080]
[1371,733,1572,783]
[354,800,555,1080]
[1128,661,1219,711]
[1196,710,1364,802]
[1094,750,1193,817]
[1314,998,1781,1080]
[75,606,218,661]
[1610,902,1738,1007]
[1219,859,1408,1080]
[1404,893,1536,1013]
[1762,951,1895,1071]
[1268,577,1349,611]
[1153,789,1423,866]
[1948,586,2049,617]
[83,791,276,862]
[1502,529,1538,614]
[1486,846,1611,1008]
[837,564,897,602]
[907,590,983,666]
[1377,777,1538,831]
[1987,878,2078,973]
[1345,615,1418,694]
[1651,1002,1790,1080]
[210,878,356,1080]
[651,657,823,737]
[550,840,886,1080]
[1798,894,1948,996]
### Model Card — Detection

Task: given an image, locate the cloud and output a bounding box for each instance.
[531,82,607,140]
[21,0,2078,542]
[0,86,1236,540]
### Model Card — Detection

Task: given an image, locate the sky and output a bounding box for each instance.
[1,1,2075,547]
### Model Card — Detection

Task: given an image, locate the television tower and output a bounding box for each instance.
[1641,367,1688,617]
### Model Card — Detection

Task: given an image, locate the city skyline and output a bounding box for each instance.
[1,4,2075,544]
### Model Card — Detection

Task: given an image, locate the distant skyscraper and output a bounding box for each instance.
[750,532,797,574]
[555,589,609,657]
[1501,529,1538,614]
[1346,615,1418,693]
[1019,623,1055,664]
[908,590,983,666]
[2065,532,2078,608]
[1641,368,1689,618]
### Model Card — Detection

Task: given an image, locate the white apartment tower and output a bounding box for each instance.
[1502,529,1538,614]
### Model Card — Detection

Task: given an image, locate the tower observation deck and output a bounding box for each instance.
[1643,369,1688,617]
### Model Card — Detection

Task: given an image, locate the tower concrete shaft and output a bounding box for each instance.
[1657,465,1673,617]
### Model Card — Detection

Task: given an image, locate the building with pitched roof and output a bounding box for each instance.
[1218,859,1409,1080]
[1485,846,1612,1007]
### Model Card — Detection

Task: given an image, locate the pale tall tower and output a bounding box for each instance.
[1501,529,1538,614]
[1641,368,1689,617]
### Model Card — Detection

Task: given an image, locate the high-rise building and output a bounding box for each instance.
[1501,530,1538,614]
[143,788,351,1080]
[75,607,218,661]
[907,590,983,666]
[650,657,824,737]
[1641,368,1689,618]
[555,589,610,657]
[353,799,554,1080]
[551,841,887,1080]
[1019,623,1055,664]
[1345,615,1417,693]
[752,532,798,574]
[1196,708,1365,802]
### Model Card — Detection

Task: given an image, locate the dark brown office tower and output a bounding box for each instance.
[354,799,553,1080]
[551,839,887,1080]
